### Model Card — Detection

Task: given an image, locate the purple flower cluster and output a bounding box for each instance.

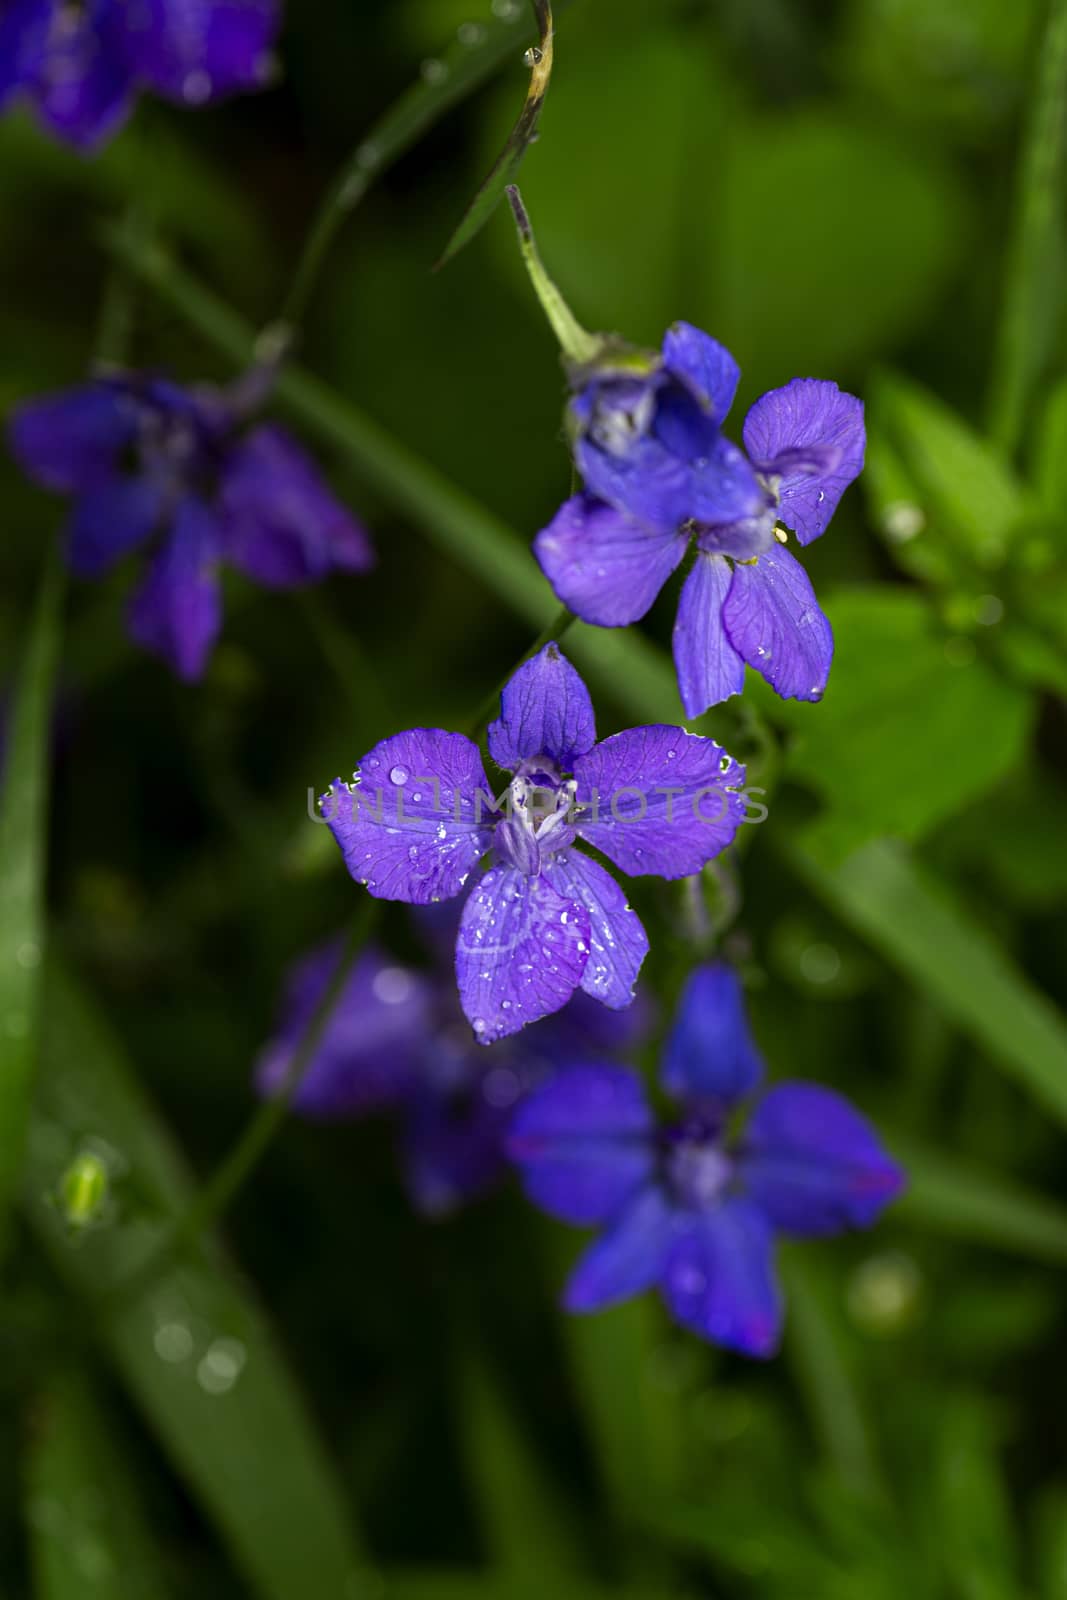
[509,963,903,1355]
[535,324,864,717]
[324,643,746,1042]
[0,0,281,151]
[9,373,372,679]
[255,924,653,1217]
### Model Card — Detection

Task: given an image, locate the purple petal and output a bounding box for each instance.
[455,865,591,1042]
[402,1089,512,1218]
[662,1198,782,1357]
[542,849,649,1009]
[0,0,51,107]
[326,729,494,905]
[564,1184,676,1311]
[573,727,746,879]
[31,3,134,150]
[741,1083,905,1237]
[8,384,136,492]
[534,494,687,628]
[487,642,596,772]
[122,0,279,102]
[661,322,740,425]
[742,379,865,545]
[721,548,833,702]
[126,497,222,681]
[575,430,694,532]
[219,424,374,588]
[661,963,764,1111]
[673,553,746,718]
[66,475,161,577]
[687,437,767,528]
[507,1062,655,1225]
[255,941,430,1119]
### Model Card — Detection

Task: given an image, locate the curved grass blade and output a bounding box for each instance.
[786,838,1067,1129]
[0,544,64,1260]
[24,961,364,1600]
[25,1369,171,1600]
[436,2,555,269]
[891,1135,1067,1263]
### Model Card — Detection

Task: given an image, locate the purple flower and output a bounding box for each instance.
[8,374,373,680]
[534,323,864,718]
[0,0,280,152]
[324,643,747,1044]
[255,928,653,1218]
[508,962,903,1357]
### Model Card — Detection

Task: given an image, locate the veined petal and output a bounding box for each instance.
[542,849,649,1009]
[575,431,693,532]
[661,322,740,425]
[743,379,865,545]
[487,642,596,771]
[721,547,833,702]
[508,1062,656,1225]
[126,497,222,681]
[326,729,494,905]
[741,1083,905,1237]
[672,553,746,718]
[122,0,279,101]
[661,963,764,1110]
[573,727,746,879]
[662,1198,782,1357]
[9,383,136,492]
[687,436,767,527]
[219,424,374,588]
[66,475,161,576]
[565,1184,677,1311]
[534,494,687,628]
[456,865,591,1043]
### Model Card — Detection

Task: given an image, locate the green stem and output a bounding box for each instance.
[274,3,573,333]
[108,899,381,1309]
[467,604,576,738]
[988,0,1067,456]
[506,185,600,365]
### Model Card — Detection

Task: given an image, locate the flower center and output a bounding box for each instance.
[496,764,576,874]
[663,1118,733,1210]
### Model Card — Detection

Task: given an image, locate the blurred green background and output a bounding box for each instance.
[3,0,1067,1596]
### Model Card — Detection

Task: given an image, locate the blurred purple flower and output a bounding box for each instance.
[9,374,373,680]
[255,928,654,1218]
[509,962,903,1357]
[325,643,745,1043]
[534,323,864,717]
[0,0,281,152]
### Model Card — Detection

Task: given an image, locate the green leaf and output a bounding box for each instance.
[779,1255,881,1501]
[437,1,554,268]
[25,962,364,1600]
[0,547,64,1257]
[891,1136,1067,1263]
[869,371,1031,570]
[786,838,1067,1128]
[25,1370,171,1600]
[934,1395,1020,1600]
[710,115,971,392]
[458,1349,585,1587]
[765,587,1033,862]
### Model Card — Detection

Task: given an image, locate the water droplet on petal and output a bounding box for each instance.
[389,765,409,785]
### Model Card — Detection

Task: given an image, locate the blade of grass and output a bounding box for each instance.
[988,0,1067,455]
[24,960,364,1600]
[0,543,64,1259]
[891,1135,1067,1264]
[25,1369,171,1600]
[786,838,1067,1129]
[436,2,555,269]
